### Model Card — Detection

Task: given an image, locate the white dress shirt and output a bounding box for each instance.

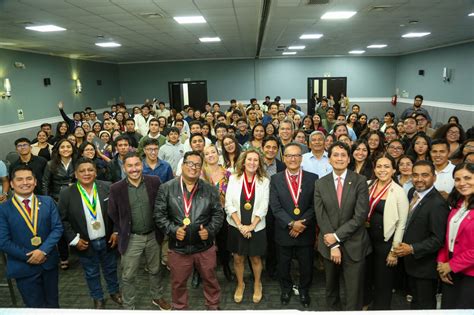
[435,161,455,193]
[70,188,106,245]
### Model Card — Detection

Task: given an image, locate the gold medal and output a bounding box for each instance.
[92,221,101,230]
[183,217,191,226]
[31,236,42,246]
[294,207,301,215]
[244,202,252,210]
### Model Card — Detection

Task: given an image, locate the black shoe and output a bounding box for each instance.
[223,264,235,282]
[192,270,201,289]
[94,299,105,309]
[300,293,311,308]
[281,291,292,305]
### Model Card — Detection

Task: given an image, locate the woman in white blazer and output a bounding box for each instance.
[30,130,53,161]
[225,148,269,304]
[364,154,409,310]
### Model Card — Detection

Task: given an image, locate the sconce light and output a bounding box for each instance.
[75,79,82,94]
[442,67,451,82]
[1,78,12,99]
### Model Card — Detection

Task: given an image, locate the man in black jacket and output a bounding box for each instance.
[154,151,224,310]
[393,160,449,309]
[58,158,121,309]
[270,143,318,307]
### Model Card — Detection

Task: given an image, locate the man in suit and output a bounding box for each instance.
[58,158,122,309]
[0,165,63,308]
[108,152,171,310]
[314,141,371,311]
[393,160,449,309]
[270,143,318,307]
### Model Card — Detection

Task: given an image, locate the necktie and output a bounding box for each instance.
[22,199,31,216]
[336,177,343,208]
[290,175,298,192]
[409,192,420,212]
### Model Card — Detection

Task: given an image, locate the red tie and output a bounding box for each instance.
[22,199,31,216]
[290,175,298,192]
[336,177,343,208]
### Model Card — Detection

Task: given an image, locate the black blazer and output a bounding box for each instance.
[58,180,113,256]
[270,170,318,247]
[403,187,449,279]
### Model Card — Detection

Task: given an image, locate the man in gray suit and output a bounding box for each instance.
[314,141,371,311]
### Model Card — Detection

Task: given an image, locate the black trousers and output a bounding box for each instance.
[407,276,437,309]
[441,272,474,309]
[265,210,278,275]
[216,220,231,266]
[323,256,365,311]
[277,244,313,294]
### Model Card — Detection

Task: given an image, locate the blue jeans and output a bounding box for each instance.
[78,237,120,300]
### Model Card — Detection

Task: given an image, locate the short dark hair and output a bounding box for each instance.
[189,120,203,128]
[414,95,423,101]
[168,126,180,135]
[328,141,350,157]
[123,152,141,164]
[40,123,52,129]
[125,118,135,124]
[413,160,435,175]
[190,133,205,143]
[263,135,280,148]
[74,157,96,171]
[143,138,159,148]
[214,122,227,133]
[141,104,150,110]
[183,151,203,164]
[430,138,450,151]
[14,137,31,146]
[11,165,35,180]
[114,135,130,146]
[326,107,335,113]
[283,142,302,155]
[175,119,184,125]
[236,117,247,124]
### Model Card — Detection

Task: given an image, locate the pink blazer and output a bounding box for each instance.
[437,201,474,276]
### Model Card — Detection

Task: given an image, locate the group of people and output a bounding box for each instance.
[0,94,472,311]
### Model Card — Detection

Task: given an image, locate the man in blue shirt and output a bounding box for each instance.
[142,138,173,183]
[302,131,333,178]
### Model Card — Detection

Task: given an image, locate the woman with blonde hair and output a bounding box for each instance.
[225,149,269,304]
[201,145,234,281]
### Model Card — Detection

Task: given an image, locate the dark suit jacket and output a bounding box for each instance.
[270,170,318,247]
[0,195,63,279]
[314,169,372,262]
[58,180,114,256]
[108,175,163,255]
[403,187,449,279]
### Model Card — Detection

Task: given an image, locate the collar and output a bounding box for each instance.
[126,177,144,188]
[436,161,454,174]
[415,185,435,199]
[332,169,348,181]
[14,193,34,203]
[310,150,328,159]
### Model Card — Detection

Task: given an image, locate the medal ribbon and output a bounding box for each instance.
[12,195,39,236]
[77,182,98,220]
[285,169,302,208]
[180,177,198,218]
[367,180,392,222]
[243,172,256,202]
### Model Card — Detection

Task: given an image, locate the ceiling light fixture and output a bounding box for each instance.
[95,42,121,47]
[199,37,221,42]
[288,46,305,50]
[25,25,66,32]
[75,79,82,94]
[299,34,323,39]
[349,50,365,54]
[367,44,387,48]
[174,16,206,24]
[321,11,356,20]
[402,32,430,38]
[282,52,297,55]
[468,12,474,16]
[0,42,16,46]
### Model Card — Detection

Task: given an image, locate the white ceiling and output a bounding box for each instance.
[0,0,473,63]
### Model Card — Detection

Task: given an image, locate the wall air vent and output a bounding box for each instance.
[307,0,330,4]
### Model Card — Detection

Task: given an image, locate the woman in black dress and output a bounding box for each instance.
[225,149,269,304]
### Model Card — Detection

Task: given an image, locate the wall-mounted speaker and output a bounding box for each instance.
[418,70,425,76]
[43,78,51,86]
[97,80,102,86]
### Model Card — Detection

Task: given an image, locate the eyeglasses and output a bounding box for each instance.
[284,154,302,159]
[447,130,460,135]
[16,143,29,148]
[183,161,202,169]
[146,148,159,152]
[388,146,403,151]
